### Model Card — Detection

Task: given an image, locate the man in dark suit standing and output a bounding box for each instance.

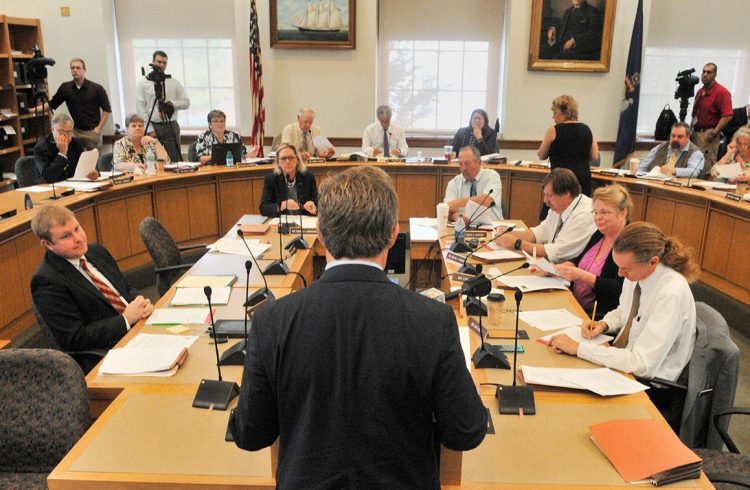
[30,205,153,367]
[231,166,487,489]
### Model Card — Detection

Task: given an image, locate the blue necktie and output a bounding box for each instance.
[468,179,477,197]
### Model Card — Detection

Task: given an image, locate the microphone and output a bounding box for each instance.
[191,286,240,411]
[49,179,61,200]
[237,228,276,306]
[459,224,515,275]
[462,274,510,370]
[217,260,252,366]
[261,218,290,275]
[278,198,290,234]
[450,189,494,253]
[685,159,704,190]
[497,289,536,415]
[285,200,309,252]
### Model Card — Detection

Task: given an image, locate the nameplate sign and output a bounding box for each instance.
[725,192,741,202]
[444,252,466,265]
[468,317,489,340]
[664,180,684,188]
[450,272,475,283]
[464,230,487,239]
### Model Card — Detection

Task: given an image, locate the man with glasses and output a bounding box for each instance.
[637,122,704,178]
[497,168,595,263]
[443,145,502,222]
[281,107,335,161]
[691,62,733,173]
[34,113,98,183]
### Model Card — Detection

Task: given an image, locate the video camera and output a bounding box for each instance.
[674,68,699,100]
[25,44,55,84]
[143,63,172,84]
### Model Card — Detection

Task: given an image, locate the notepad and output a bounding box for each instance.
[239,223,271,235]
[473,249,523,262]
[146,308,212,325]
[170,287,231,306]
[497,275,570,292]
[175,275,237,288]
[520,365,648,396]
[98,334,197,376]
[537,325,611,344]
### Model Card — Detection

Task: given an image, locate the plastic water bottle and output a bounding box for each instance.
[145,146,157,176]
[455,207,466,242]
[226,151,234,168]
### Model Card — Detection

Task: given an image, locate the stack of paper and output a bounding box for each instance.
[519,309,582,331]
[520,365,648,396]
[146,308,211,325]
[497,274,570,292]
[170,287,231,306]
[207,237,270,258]
[473,249,523,262]
[98,333,198,376]
[176,275,237,288]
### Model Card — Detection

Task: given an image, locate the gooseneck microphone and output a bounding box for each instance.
[237,228,276,306]
[191,286,239,410]
[450,189,494,253]
[461,273,510,370]
[217,260,253,366]
[685,159,704,190]
[285,202,309,252]
[497,289,536,415]
[459,224,515,275]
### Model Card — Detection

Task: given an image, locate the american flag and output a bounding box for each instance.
[250,0,265,156]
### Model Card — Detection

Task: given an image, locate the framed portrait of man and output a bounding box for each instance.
[528,0,617,72]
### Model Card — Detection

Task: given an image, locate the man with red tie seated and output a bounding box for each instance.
[30,205,153,371]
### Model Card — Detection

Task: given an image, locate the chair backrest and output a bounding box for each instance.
[97,152,114,172]
[0,349,89,472]
[15,156,41,187]
[679,302,740,450]
[271,133,283,152]
[139,217,182,295]
[188,141,198,162]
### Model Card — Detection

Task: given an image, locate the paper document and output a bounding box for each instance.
[60,180,110,192]
[16,185,51,193]
[171,287,231,306]
[409,217,438,242]
[146,308,211,325]
[176,275,237,288]
[521,365,648,396]
[519,309,582,331]
[1,124,16,135]
[465,199,494,225]
[207,238,270,258]
[313,134,334,153]
[714,162,742,180]
[637,166,672,181]
[458,326,472,372]
[498,275,570,292]
[99,334,197,376]
[473,249,523,262]
[522,250,557,275]
[538,326,611,345]
[238,214,268,225]
[127,333,199,349]
[71,148,100,179]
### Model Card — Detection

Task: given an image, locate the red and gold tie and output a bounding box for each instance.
[80,258,127,314]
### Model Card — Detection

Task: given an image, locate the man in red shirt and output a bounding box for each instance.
[691,63,733,173]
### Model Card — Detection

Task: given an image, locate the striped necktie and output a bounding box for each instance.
[80,258,127,314]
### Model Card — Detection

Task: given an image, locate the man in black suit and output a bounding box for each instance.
[231,166,487,488]
[30,205,153,365]
[34,113,98,183]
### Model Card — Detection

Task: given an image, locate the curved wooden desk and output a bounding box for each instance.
[1,162,747,341]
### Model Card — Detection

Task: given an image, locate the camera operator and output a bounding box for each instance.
[135,51,189,163]
[49,58,112,151]
[690,63,733,173]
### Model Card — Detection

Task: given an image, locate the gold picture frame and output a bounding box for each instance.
[270,0,356,50]
[528,0,616,72]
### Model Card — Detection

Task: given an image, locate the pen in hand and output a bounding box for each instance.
[583,301,597,340]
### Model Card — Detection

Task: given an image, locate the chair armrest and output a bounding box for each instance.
[177,243,209,252]
[714,407,750,454]
[703,471,750,488]
[154,263,195,274]
[648,376,688,391]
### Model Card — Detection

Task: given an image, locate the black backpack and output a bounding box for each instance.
[655,104,677,141]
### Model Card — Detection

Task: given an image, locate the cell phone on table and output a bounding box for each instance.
[494,344,524,353]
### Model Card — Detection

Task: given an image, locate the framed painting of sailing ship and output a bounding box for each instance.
[270,0,356,49]
[528,0,616,72]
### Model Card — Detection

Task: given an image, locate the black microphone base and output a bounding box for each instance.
[244,287,275,307]
[263,259,289,275]
[192,379,239,411]
[497,385,536,415]
[278,223,290,234]
[464,296,488,316]
[450,240,473,254]
[48,194,62,200]
[472,345,510,369]
[218,340,246,366]
[285,236,309,251]
[458,263,479,275]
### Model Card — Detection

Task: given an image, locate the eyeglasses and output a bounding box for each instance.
[278,156,297,162]
[210,119,225,124]
[591,210,616,217]
[53,128,74,136]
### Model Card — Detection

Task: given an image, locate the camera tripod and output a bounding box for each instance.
[144,76,180,163]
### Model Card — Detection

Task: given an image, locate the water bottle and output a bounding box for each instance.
[226,151,234,168]
[455,207,466,242]
[145,146,157,176]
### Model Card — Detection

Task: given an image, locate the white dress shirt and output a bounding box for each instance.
[530,194,596,263]
[361,121,408,156]
[136,77,190,123]
[637,142,705,178]
[443,168,503,220]
[281,123,333,156]
[577,263,696,381]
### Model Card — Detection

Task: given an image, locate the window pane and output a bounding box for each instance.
[414,40,438,50]
[210,88,236,125]
[183,48,209,86]
[389,90,413,128]
[439,41,463,51]
[389,49,414,91]
[208,39,231,48]
[183,39,206,48]
[133,39,154,47]
[413,51,438,90]
[461,92,486,121]
[437,91,462,130]
[186,89,211,127]
[389,40,412,50]
[208,48,234,87]
[438,51,463,91]
[156,39,181,48]
[463,52,488,92]
[412,90,438,129]
[465,41,489,52]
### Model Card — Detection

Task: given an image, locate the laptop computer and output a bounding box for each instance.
[211,143,243,165]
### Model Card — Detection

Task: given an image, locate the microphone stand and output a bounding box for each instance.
[237,228,276,306]
[285,203,309,252]
[497,289,536,415]
[685,159,704,190]
[192,286,240,410]
[263,216,290,275]
[459,224,515,275]
[461,261,530,314]
[217,260,252,366]
[461,274,510,369]
[49,179,61,200]
[450,189,494,253]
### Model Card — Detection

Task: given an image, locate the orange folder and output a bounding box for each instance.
[239,223,271,235]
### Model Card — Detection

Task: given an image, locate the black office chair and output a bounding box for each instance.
[14,155,41,188]
[31,300,106,374]
[97,152,114,172]
[139,217,207,297]
[0,349,90,489]
[187,141,198,162]
[694,407,750,489]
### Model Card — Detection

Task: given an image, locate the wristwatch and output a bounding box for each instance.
[514,238,522,250]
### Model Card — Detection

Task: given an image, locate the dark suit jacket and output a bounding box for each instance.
[722,106,749,140]
[34,133,86,183]
[230,264,487,489]
[571,230,623,319]
[259,171,318,217]
[451,126,498,156]
[31,243,139,352]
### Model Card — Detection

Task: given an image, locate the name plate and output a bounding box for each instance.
[725,192,741,201]
[464,230,487,238]
[445,251,466,265]
[468,317,489,340]
[664,180,684,188]
[451,272,475,283]
[529,164,550,169]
